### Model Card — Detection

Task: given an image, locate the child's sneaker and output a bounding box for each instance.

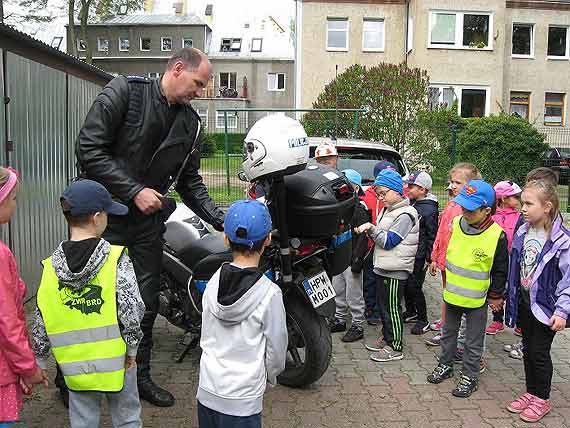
[507,393,536,414]
[514,327,523,336]
[485,321,505,335]
[479,358,486,374]
[424,334,442,346]
[503,341,518,352]
[520,397,551,423]
[509,345,524,360]
[452,375,478,398]
[329,319,347,333]
[370,346,403,362]
[403,311,418,323]
[427,363,454,384]
[365,338,388,352]
[430,319,443,331]
[341,325,363,343]
[411,320,430,335]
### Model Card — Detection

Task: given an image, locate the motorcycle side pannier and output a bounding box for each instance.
[283,164,357,239]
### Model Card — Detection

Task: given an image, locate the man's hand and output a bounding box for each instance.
[125,356,137,370]
[487,297,504,312]
[429,261,438,277]
[355,223,373,234]
[133,188,163,215]
[550,315,566,332]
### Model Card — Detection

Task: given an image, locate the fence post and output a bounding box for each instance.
[224,112,230,196]
[352,111,359,138]
[450,124,458,165]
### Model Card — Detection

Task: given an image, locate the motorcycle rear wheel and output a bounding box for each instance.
[278,291,332,387]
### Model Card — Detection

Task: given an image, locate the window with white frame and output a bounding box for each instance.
[51,36,63,49]
[119,37,130,51]
[429,85,489,117]
[148,72,160,79]
[251,38,263,52]
[140,38,151,51]
[545,93,565,126]
[161,37,172,51]
[77,39,87,51]
[216,111,238,129]
[219,72,237,89]
[362,18,384,51]
[220,38,242,52]
[267,73,286,91]
[548,26,569,59]
[326,18,349,51]
[198,108,208,128]
[182,38,193,48]
[512,24,534,57]
[429,11,492,49]
[97,38,109,52]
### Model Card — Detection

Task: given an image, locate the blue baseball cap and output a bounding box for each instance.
[374,169,404,195]
[342,169,364,196]
[373,160,397,179]
[61,179,128,216]
[224,200,272,248]
[454,180,496,211]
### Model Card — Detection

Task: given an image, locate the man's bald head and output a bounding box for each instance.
[162,48,212,105]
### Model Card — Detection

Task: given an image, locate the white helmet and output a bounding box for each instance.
[315,141,338,158]
[242,114,309,180]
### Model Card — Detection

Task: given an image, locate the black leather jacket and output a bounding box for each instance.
[76,75,225,229]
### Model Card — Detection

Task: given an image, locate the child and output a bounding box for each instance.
[32,179,145,428]
[426,163,481,346]
[197,200,287,428]
[356,169,419,362]
[427,180,508,398]
[404,171,439,335]
[0,167,47,428]
[505,180,570,422]
[330,170,371,342]
[486,180,523,336]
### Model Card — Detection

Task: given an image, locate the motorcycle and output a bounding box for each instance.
[158,164,357,387]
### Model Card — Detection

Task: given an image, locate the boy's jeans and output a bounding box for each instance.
[198,401,261,428]
[333,267,365,327]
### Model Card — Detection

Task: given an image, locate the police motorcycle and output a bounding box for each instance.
[158,115,357,387]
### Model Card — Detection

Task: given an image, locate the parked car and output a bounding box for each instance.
[308,137,409,186]
[543,147,570,184]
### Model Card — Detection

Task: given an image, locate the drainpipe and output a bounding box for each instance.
[404,0,410,66]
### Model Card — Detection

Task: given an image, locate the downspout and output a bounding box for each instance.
[404,0,410,66]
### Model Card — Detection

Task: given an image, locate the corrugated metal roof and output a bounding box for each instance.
[91,14,208,26]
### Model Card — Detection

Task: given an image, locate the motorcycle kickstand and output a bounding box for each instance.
[173,331,200,363]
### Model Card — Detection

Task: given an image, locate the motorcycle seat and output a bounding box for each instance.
[179,233,230,273]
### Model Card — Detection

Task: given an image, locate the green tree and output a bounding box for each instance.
[302,63,430,153]
[456,114,548,184]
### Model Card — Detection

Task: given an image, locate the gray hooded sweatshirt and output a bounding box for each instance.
[32,238,145,369]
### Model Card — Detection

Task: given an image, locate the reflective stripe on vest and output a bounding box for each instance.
[443,217,503,308]
[36,245,127,392]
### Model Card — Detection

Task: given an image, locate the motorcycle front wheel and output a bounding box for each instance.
[278,291,332,387]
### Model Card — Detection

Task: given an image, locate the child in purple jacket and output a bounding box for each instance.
[505,179,570,423]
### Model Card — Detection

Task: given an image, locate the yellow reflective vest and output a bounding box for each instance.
[444,217,503,308]
[37,245,126,392]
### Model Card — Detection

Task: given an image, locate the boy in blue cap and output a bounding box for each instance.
[329,170,372,342]
[427,180,507,398]
[196,200,287,428]
[356,169,419,362]
[32,179,145,427]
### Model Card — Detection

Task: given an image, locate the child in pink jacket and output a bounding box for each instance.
[0,167,47,427]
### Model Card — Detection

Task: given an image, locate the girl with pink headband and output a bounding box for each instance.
[0,167,47,427]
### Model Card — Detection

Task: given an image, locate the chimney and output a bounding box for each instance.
[173,1,183,15]
[204,4,213,26]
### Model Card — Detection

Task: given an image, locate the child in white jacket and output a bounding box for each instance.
[197,200,288,428]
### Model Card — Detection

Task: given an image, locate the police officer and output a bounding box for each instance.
[74,48,225,407]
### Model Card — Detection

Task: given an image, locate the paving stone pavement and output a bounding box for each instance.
[20,274,570,427]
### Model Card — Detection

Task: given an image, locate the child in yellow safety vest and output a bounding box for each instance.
[31,180,145,428]
[426,180,508,398]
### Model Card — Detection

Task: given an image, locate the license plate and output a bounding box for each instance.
[302,271,336,308]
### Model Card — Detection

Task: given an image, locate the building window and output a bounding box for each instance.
[77,39,87,51]
[119,37,130,51]
[161,37,172,51]
[326,18,349,51]
[545,93,565,126]
[198,108,208,128]
[267,73,286,91]
[251,38,263,52]
[548,26,569,58]
[140,38,151,51]
[51,36,63,49]
[97,38,109,52]
[216,111,238,129]
[220,38,242,52]
[362,18,384,51]
[461,89,487,117]
[510,92,530,120]
[429,11,492,49]
[148,72,160,79]
[512,24,533,57]
[182,38,193,48]
[219,72,237,89]
[430,85,489,117]
[428,86,456,110]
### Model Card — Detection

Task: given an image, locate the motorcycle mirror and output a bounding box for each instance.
[237,171,249,182]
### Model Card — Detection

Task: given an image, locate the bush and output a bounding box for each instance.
[199,133,217,157]
[456,114,548,185]
[210,133,247,154]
